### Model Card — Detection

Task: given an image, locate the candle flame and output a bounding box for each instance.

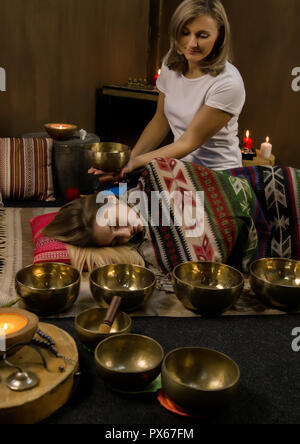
[4,323,8,331]
[59,125,63,129]
[246,130,250,138]
[266,137,270,143]
[158,69,161,75]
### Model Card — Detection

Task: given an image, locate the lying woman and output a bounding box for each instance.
[44,158,272,275]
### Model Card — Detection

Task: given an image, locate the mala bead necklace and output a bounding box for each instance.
[31,328,76,373]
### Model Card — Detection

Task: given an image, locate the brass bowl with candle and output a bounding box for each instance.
[44,123,78,140]
[90,264,156,313]
[15,263,81,316]
[161,347,240,413]
[0,308,39,358]
[172,262,244,316]
[249,258,300,311]
[75,308,132,349]
[94,333,164,390]
[85,142,131,172]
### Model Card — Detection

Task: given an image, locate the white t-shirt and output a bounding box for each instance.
[156,61,245,170]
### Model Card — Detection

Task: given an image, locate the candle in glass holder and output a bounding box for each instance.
[260,137,272,159]
[0,313,28,335]
[243,130,253,150]
[154,69,161,87]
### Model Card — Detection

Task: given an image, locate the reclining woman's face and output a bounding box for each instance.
[93,197,144,247]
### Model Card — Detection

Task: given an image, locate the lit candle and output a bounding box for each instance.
[154,69,161,87]
[260,137,272,159]
[0,313,28,335]
[243,130,253,150]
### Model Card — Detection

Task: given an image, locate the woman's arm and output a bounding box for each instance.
[130,92,171,159]
[124,104,233,172]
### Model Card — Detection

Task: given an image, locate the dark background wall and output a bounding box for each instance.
[0,0,299,168]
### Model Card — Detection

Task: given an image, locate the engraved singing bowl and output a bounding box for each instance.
[75,307,132,349]
[44,123,78,140]
[161,347,240,412]
[85,142,131,172]
[94,333,164,390]
[15,263,81,315]
[249,258,300,311]
[90,264,156,313]
[172,262,244,316]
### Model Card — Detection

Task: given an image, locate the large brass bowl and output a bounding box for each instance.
[85,142,131,172]
[250,258,300,311]
[172,262,244,316]
[94,333,164,390]
[15,263,81,315]
[90,264,156,312]
[161,347,240,412]
[75,307,132,349]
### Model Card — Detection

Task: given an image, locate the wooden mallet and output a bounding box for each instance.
[98,296,122,334]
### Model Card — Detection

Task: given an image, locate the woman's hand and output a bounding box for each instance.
[88,157,141,184]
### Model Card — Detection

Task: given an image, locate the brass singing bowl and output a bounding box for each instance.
[94,333,164,390]
[15,263,81,315]
[44,123,78,140]
[75,307,132,349]
[250,258,300,311]
[90,264,156,313]
[161,347,240,412]
[172,262,244,316]
[85,142,131,172]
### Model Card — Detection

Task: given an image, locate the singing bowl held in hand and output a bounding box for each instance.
[94,333,164,390]
[249,258,300,311]
[172,262,244,316]
[90,264,156,312]
[161,347,240,412]
[85,142,131,172]
[15,263,81,315]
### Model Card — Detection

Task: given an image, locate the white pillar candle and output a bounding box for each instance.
[260,137,272,159]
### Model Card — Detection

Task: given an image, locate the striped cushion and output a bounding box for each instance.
[0,138,55,201]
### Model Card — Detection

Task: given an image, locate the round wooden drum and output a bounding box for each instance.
[0,323,79,424]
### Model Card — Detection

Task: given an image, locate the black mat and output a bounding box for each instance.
[40,314,300,425]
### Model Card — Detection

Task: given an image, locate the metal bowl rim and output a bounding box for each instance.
[86,142,131,152]
[172,261,244,290]
[75,307,132,336]
[250,258,300,289]
[162,347,240,392]
[94,333,164,374]
[90,264,156,292]
[15,262,81,291]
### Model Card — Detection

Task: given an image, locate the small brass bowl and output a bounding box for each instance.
[172,262,244,316]
[94,333,164,390]
[85,142,131,172]
[44,123,78,140]
[90,264,156,313]
[74,307,132,349]
[15,263,81,315]
[161,347,240,412]
[250,258,300,311]
[0,308,39,358]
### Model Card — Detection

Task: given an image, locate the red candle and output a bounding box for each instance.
[154,69,161,87]
[243,130,253,150]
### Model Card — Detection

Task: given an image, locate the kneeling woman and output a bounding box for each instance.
[43,158,259,275]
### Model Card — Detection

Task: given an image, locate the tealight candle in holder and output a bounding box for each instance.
[0,308,39,357]
[44,123,78,140]
[260,137,272,159]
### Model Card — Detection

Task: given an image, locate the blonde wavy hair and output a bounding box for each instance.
[165,0,233,77]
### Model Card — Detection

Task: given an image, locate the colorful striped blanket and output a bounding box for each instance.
[137,158,300,275]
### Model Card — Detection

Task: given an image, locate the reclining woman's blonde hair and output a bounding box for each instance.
[166,0,232,77]
[43,194,100,247]
[43,195,145,272]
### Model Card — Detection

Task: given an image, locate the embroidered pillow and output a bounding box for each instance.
[30,213,71,264]
[0,138,55,201]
